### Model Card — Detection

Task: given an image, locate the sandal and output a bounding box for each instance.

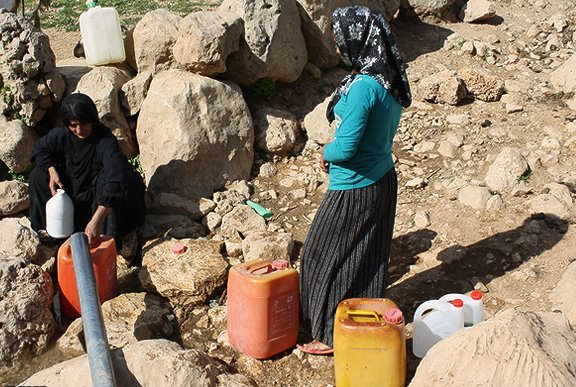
[296,340,334,355]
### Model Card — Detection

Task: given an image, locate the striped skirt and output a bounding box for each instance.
[299,168,398,347]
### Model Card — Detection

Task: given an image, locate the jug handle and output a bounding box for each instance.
[247,260,274,275]
[413,300,452,321]
[346,309,382,322]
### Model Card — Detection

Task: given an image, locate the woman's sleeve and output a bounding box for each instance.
[97,137,131,207]
[323,82,375,163]
[29,127,65,170]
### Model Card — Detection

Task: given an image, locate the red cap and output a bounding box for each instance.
[171,243,187,254]
[471,290,483,300]
[452,299,464,308]
[385,308,404,324]
[272,259,289,270]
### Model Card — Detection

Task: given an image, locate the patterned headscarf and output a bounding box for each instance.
[327,6,412,122]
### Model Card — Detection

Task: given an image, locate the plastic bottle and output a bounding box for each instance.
[46,189,74,238]
[412,298,464,358]
[439,290,485,326]
[79,0,125,66]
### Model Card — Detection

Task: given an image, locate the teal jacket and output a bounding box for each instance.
[324,74,402,190]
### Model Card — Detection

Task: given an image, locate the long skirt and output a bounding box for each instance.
[299,168,397,347]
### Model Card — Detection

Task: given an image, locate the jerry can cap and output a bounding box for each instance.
[171,243,187,254]
[272,259,289,270]
[385,308,404,324]
[452,298,464,308]
[471,290,483,300]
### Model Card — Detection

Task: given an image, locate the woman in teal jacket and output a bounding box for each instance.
[298,6,412,354]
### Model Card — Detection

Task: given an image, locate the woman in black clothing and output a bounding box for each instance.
[28,93,145,247]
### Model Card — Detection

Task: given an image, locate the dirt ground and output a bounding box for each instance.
[28,1,576,385]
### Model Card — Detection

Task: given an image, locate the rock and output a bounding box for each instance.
[0,217,39,261]
[120,71,153,116]
[549,53,576,94]
[241,231,294,261]
[409,310,576,387]
[0,115,38,173]
[550,261,576,326]
[458,68,505,102]
[138,70,254,201]
[0,12,65,125]
[149,193,216,221]
[220,204,267,239]
[437,141,459,158]
[527,194,570,219]
[22,339,257,387]
[0,259,55,373]
[173,11,243,76]
[139,214,206,241]
[414,211,431,228]
[404,0,457,19]
[486,194,504,211]
[418,70,467,105]
[458,185,492,209]
[220,0,308,84]
[259,162,278,178]
[58,292,175,356]
[484,147,530,192]
[0,1,18,12]
[544,182,573,206]
[253,107,300,156]
[459,0,496,23]
[303,96,335,145]
[204,212,222,233]
[0,181,29,216]
[132,9,181,74]
[139,238,228,308]
[74,66,135,157]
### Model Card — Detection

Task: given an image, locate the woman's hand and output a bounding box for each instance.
[47,166,64,195]
[85,206,111,246]
[319,146,329,173]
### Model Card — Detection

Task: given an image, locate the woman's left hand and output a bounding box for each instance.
[320,145,329,172]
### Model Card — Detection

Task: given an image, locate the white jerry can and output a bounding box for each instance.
[79,1,125,66]
[46,189,74,239]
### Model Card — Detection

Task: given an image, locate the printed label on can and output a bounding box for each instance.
[270,291,297,338]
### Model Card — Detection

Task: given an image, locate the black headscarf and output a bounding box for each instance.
[327,6,412,122]
[60,93,100,128]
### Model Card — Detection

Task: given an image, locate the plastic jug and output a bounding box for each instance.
[79,1,125,66]
[58,235,117,318]
[227,259,299,359]
[334,298,406,387]
[46,189,74,238]
[412,299,464,358]
[439,290,484,326]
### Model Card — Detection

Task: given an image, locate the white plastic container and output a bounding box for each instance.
[439,290,485,327]
[412,299,464,358]
[79,1,125,66]
[46,189,74,238]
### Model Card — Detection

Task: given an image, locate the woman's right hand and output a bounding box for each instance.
[47,166,64,195]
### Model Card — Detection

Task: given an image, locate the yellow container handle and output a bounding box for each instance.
[346,309,382,322]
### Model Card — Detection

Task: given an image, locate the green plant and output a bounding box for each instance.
[128,155,144,176]
[248,78,277,101]
[8,171,27,182]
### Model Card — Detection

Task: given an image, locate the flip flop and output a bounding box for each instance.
[297,340,334,355]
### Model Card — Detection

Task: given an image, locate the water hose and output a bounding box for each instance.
[70,232,117,387]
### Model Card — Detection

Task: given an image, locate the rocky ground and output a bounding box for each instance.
[6,0,576,385]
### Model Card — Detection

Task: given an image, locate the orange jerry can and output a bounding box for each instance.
[227,259,299,359]
[334,298,406,387]
[57,236,118,318]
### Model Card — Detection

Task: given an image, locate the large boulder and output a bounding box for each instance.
[0,217,39,261]
[74,66,136,157]
[132,9,181,74]
[22,339,257,387]
[0,259,55,375]
[0,10,65,125]
[58,292,175,356]
[0,115,37,173]
[139,238,228,308]
[219,0,308,85]
[173,11,243,76]
[410,309,576,387]
[0,181,29,216]
[138,69,253,201]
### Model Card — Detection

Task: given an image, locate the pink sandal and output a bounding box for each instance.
[297,340,334,355]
